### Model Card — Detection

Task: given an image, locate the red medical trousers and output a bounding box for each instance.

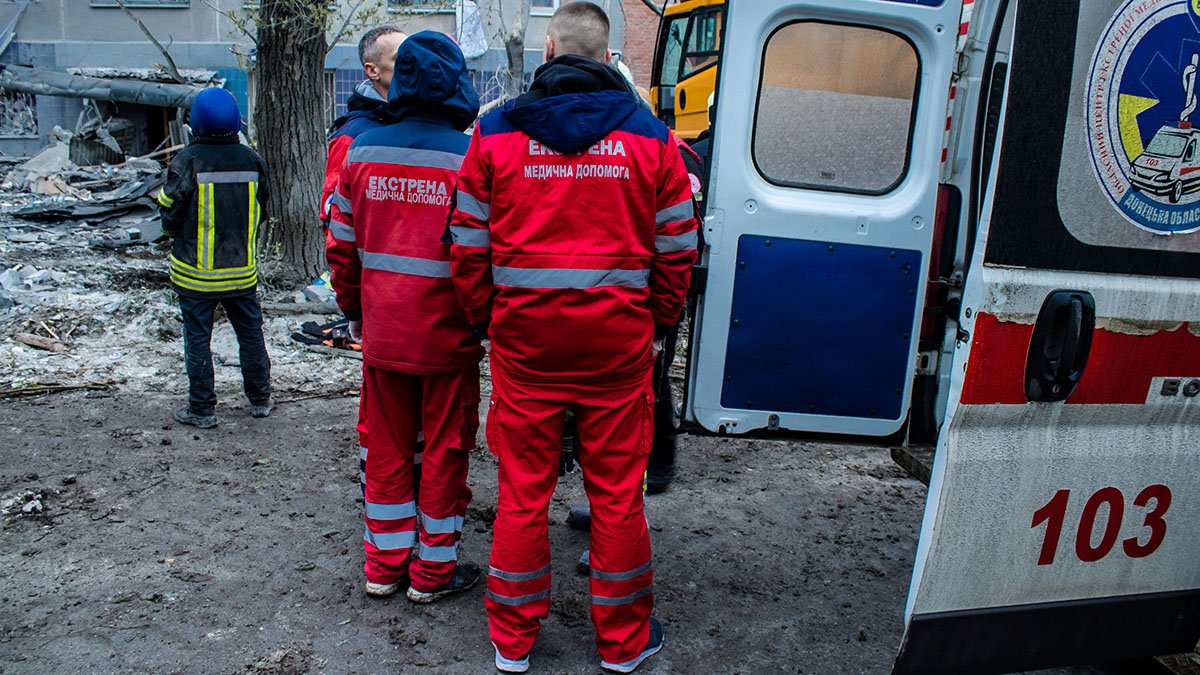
[485,360,655,665]
[360,364,479,591]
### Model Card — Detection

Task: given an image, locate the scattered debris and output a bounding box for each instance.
[0,382,115,400]
[0,266,66,291]
[1,489,44,516]
[304,344,363,360]
[0,64,208,109]
[12,331,67,352]
[71,116,136,166]
[302,273,337,304]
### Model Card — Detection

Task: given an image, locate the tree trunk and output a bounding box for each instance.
[504,0,534,101]
[256,0,327,287]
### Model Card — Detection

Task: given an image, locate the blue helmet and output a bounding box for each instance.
[190,88,241,138]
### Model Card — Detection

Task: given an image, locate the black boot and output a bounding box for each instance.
[645,438,676,494]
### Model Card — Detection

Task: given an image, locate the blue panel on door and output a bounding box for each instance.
[720,235,921,420]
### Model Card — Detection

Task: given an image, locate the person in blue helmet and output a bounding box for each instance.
[157,87,273,429]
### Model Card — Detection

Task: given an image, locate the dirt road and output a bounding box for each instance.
[0,389,1155,674]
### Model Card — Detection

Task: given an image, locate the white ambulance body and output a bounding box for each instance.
[685,0,1200,672]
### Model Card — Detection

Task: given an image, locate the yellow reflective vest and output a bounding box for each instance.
[157,137,270,296]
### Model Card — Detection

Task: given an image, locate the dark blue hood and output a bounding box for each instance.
[389,31,480,131]
[504,56,639,155]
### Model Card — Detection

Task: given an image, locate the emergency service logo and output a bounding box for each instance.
[1087,0,1200,233]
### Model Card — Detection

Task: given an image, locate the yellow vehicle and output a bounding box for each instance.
[649,0,724,140]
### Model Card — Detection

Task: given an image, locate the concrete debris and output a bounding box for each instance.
[68,67,220,86]
[0,91,37,137]
[1,489,44,516]
[19,142,71,176]
[302,272,337,303]
[302,284,335,304]
[71,117,136,166]
[0,266,66,290]
[0,64,206,109]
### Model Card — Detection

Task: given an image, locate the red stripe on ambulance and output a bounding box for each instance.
[961,313,1200,404]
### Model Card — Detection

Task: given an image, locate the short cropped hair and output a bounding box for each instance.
[548,2,610,62]
[359,26,404,66]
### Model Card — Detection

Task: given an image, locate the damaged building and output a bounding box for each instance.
[0,0,652,158]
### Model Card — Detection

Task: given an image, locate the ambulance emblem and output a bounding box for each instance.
[1087,0,1200,233]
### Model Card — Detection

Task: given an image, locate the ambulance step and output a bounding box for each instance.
[1155,648,1200,675]
[890,445,933,486]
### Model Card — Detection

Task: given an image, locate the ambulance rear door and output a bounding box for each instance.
[895,1,1200,672]
[685,0,958,438]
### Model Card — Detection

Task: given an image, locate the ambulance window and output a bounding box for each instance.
[752,22,920,194]
[1187,141,1196,162]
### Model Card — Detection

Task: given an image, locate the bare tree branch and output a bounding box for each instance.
[637,0,666,17]
[114,0,188,84]
[326,0,370,53]
[204,0,259,47]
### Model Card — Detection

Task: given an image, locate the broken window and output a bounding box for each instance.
[0,91,38,138]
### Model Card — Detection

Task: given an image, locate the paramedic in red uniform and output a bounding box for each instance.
[326,31,483,603]
[448,3,698,672]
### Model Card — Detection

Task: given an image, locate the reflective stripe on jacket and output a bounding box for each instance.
[449,90,700,386]
[158,137,270,297]
[326,115,483,375]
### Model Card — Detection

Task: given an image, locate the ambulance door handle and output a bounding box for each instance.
[1024,290,1096,403]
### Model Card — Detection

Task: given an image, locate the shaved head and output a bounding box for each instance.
[358,26,407,98]
[546,1,610,63]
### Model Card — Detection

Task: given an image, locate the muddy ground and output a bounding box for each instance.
[0,389,1168,675]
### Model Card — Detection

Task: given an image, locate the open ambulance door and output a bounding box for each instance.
[684,0,958,439]
[896,1,1200,672]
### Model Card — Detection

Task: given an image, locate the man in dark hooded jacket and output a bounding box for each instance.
[158,88,272,429]
[321,26,416,513]
[327,31,483,604]
[448,3,698,672]
[320,26,407,224]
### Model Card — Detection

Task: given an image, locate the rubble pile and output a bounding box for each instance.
[0,143,361,406]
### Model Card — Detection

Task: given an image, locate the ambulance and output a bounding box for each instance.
[679,0,1200,671]
[1131,125,1200,204]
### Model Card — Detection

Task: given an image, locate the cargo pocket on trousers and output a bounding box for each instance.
[639,389,654,458]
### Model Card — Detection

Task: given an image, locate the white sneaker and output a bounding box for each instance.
[494,643,530,673]
[365,580,402,597]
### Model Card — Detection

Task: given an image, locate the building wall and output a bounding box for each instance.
[621,0,661,88]
[0,0,629,147]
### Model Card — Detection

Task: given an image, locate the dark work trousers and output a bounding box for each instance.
[648,326,679,470]
[178,291,272,415]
